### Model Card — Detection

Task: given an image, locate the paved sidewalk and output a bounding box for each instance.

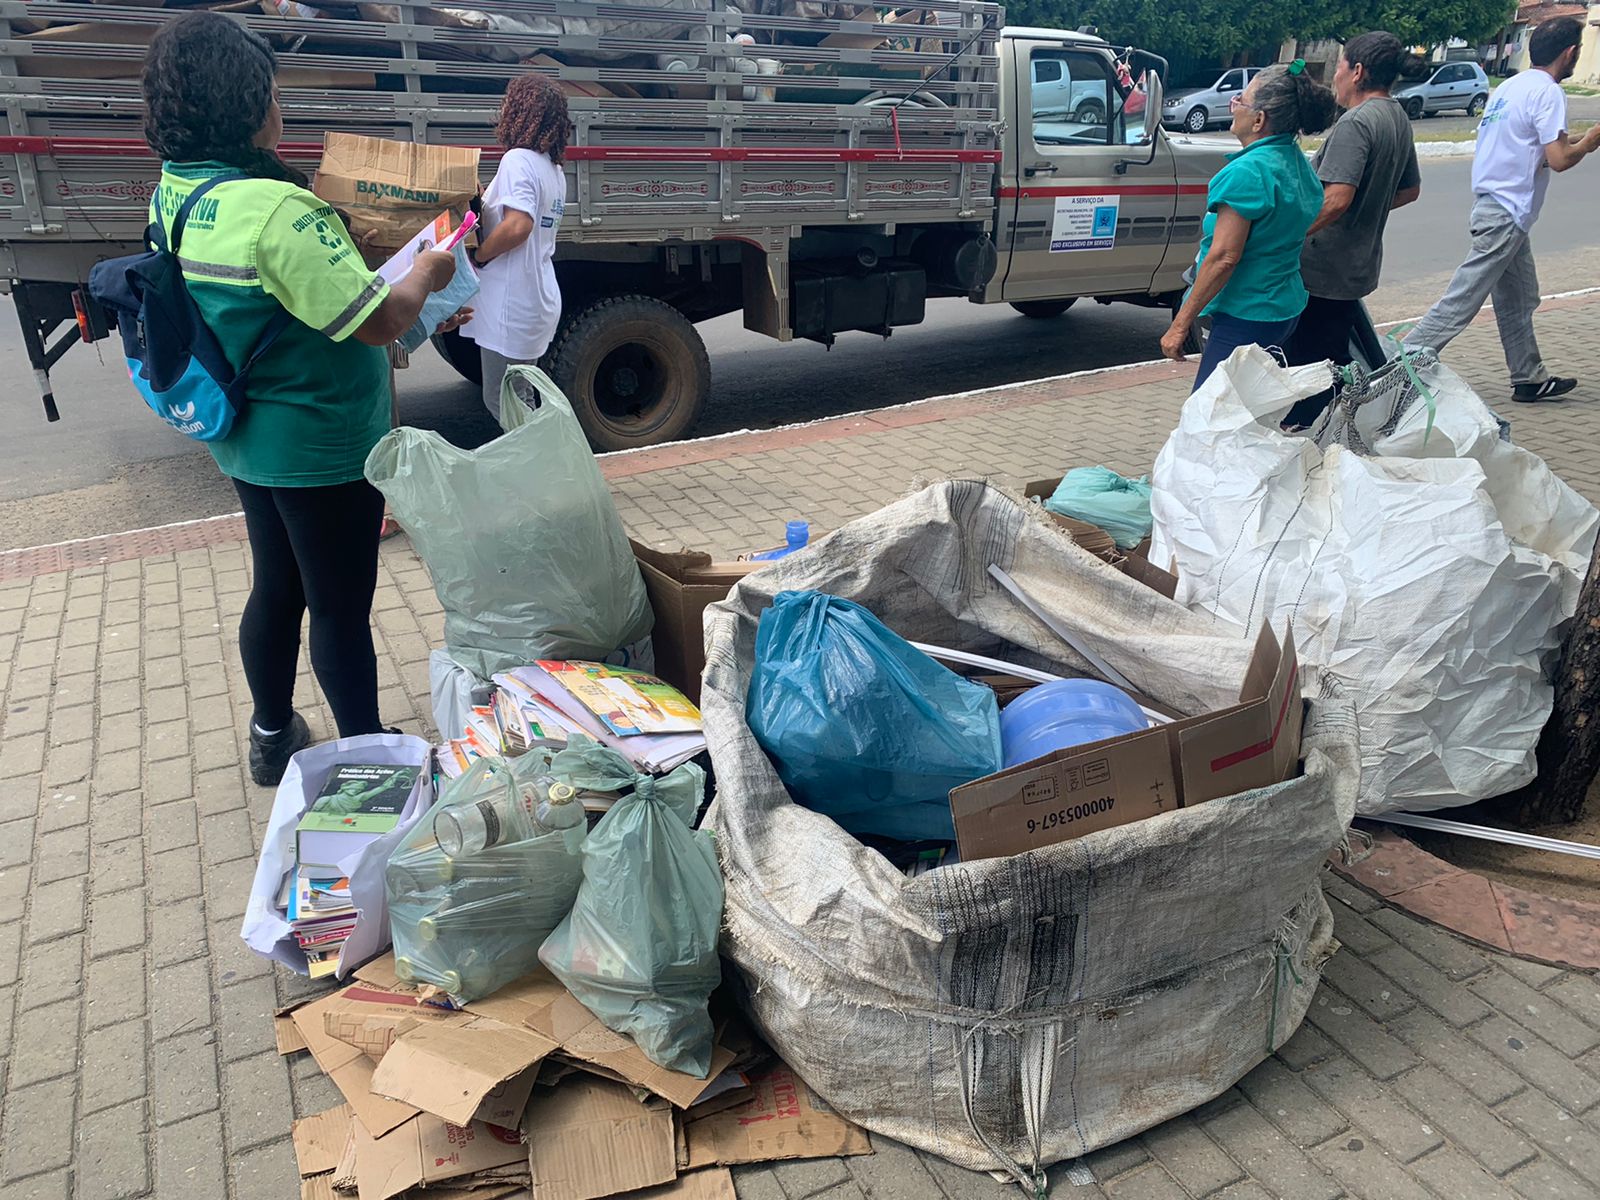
[2,297,1600,1200]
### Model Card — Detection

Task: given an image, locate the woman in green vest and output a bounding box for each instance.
[143,13,465,785]
[1161,62,1338,390]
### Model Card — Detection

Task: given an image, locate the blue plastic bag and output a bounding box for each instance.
[746,591,1002,840]
[1045,466,1154,549]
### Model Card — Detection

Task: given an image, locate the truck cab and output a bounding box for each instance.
[985,29,1225,317]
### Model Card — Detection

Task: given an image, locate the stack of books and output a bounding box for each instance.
[281,763,419,976]
[500,661,707,773]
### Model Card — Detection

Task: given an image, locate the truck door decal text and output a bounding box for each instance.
[1049,193,1120,252]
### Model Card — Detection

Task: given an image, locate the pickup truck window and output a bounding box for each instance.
[1030,49,1137,149]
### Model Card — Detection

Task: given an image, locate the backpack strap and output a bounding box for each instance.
[152,171,243,256]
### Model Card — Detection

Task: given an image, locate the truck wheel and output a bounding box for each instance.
[544,295,710,452]
[432,326,482,386]
[1075,99,1105,125]
[1184,107,1208,133]
[1011,298,1078,319]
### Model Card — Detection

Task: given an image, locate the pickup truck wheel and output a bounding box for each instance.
[1011,298,1077,319]
[1184,107,1209,133]
[544,295,710,452]
[1075,99,1105,125]
[1404,97,1424,120]
[432,326,483,387]
[1467,93,1487,118]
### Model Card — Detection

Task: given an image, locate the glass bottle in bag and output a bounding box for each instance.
[434,773,582,857]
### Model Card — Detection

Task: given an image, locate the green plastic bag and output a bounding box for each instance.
[386,753,584,1004]
[364,365,653,680]
[1044,466,1155,550]
[539,761,722,1077]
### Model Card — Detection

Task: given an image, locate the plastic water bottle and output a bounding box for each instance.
[748,520,810,561]
[434,774,579,857]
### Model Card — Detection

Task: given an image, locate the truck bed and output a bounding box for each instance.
[0,0,1002,283]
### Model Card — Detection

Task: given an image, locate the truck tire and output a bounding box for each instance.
[544,295,710,452]
[1184,106,1209,133]
[1010,298,1078,319]
[432,326,482,386]
[1075,99,1106,125]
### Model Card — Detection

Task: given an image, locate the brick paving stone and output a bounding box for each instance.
[10,997,82,1086]
[1209,1184,1277,1200]
[0,922,18,989]
[1496,958,1567,990]
[1542,975,1600,1031]
[1389,1008,1525,1106]
[0,818,32,870]
[1312,1134,1438,1200]
[1469,970,1600,1059]
[843,1138,942,1200]
[1321,949,1417,1022]
[200,809,257,865]
[919,1155,1020,1200]
[1467,1015,1600,1114]
[731,1166,789,1200]
[0,1170,70,1200]
[146,757,196,805]
[149,847,203,905]
[157,1110,231,1200]
[1366,907,1492,981]
[1298,1053,1442,1164]
[772,1157,854,1197]
[32,825,88,885]
[80,1023,148,1114]
[88,886,147,960]
[1139,1114,1243,1196]
[1505,1155,1597,1200]
[0,1076,76,1181]
[1083,1138,1151,1183]
[148,799,199,853]
[210,919,272,987]
[1100,1165,1188,1199]
[152,1028,221,1127]
[222,1052,296,1154]
[151,957,214,1043]
[150,901,208,968]
[91,750,142,798]
[76,1099,151,1200]
[1368,941,1495,1027]
[1304,986,1420,1081]
[1200,1102,1340,1200]
[1236,1057,1348,1149]
[216,976,281,1064]
[85,950,148,1032]
[1392,1066,1536,1177]
[25,876,85,944]
[203,858,256,922]
[88,792,141,849]
[1410,1145,1520,1200]
[1496,1091,1600,1186]
[1328,900,1394,957]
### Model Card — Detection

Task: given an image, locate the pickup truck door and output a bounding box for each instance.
[999,37,1180,301]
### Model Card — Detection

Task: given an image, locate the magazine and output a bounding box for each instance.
[533,661,703,737]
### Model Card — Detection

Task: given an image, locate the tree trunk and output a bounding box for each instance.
[1515,549,1600,827]
[1494,25,1509,75]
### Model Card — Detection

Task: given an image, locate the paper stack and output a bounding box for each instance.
[284,955,872,1200]
[500,662,707,773]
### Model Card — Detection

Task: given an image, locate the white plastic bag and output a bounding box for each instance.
[242,732,434,977]
[366,365,653,680]
[1150,346,1598,813]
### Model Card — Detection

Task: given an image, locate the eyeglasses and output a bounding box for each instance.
[1229,93,1256,110]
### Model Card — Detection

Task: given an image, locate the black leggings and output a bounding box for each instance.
[234,478,385,738]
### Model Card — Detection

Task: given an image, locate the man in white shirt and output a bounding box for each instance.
[1404,16,1600,402]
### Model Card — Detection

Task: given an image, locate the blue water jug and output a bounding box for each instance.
[999,679,1148,769]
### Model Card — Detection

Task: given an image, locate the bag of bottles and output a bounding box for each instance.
[539,760,722,1078]
[387,753,586,1004]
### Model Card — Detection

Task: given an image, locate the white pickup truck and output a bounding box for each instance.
[0,3,1225,448]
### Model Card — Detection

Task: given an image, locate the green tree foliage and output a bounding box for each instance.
[1004,0,1517,60]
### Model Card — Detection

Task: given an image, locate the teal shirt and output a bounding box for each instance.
[1191,134,1324,322]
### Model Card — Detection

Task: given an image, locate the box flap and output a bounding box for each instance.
[370,1016,556,1127]
[1177,624,1301,806]
[291,993,420,1138]
[681,1067,871,1168]
[352,954,410,992]
[525,1075,678,1200]
[323,984,472,1059]
[293,1105,353,1177]
[276,1002,312,1055]
[301,1174,334,1200]
[354,1113,526,1200]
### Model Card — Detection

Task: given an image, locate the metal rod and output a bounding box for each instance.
[1372,813,1600,861]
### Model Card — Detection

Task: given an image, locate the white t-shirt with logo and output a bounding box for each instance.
[463,148,566,360]
[1472,69,1567,230]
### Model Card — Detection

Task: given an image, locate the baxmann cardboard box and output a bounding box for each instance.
[949,622,1302,861]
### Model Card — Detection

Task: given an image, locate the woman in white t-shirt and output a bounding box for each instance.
[465,74,570,425]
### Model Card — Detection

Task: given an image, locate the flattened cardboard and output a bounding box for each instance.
[301,1174,335,1200]
[323,983,472,1059]
[680,1066,871,1169]
[291,992,420,1137]
[293,1104,353,1177]
[524,1075,677,1200]
[631,1168,738,1200]
[352,954,411,992]
[370,1017,555,1127]
[277,1003,312,1055]
[354,1113,526,1200]
[949,623,1302,861]
[630,541,760,704]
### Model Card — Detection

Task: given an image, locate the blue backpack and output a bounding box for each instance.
[88,173,293,442]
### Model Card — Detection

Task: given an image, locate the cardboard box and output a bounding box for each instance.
[630,541,761,704]
[370,1016,555,1127]
[353,1112,527,1200]
[293,1105,353,1178]
[290,991,423,1137]
[314,132,481,252]
[678,1066,871,1169]
[949,622,1302,861]
[525,1074,678,1200]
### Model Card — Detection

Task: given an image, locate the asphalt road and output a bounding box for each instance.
[5,154,1600,550]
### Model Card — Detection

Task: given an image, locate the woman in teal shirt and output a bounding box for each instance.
[1162,63,1338,389]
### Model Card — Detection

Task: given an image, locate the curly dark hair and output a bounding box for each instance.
[142,12,306,185]
[497,74,570,163]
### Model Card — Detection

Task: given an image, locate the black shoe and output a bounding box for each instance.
[1512,377,1577,403]
[249,712,311,787]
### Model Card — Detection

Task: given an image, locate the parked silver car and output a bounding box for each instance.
[1394,61,1490,119]
[1161,66,1265,133]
